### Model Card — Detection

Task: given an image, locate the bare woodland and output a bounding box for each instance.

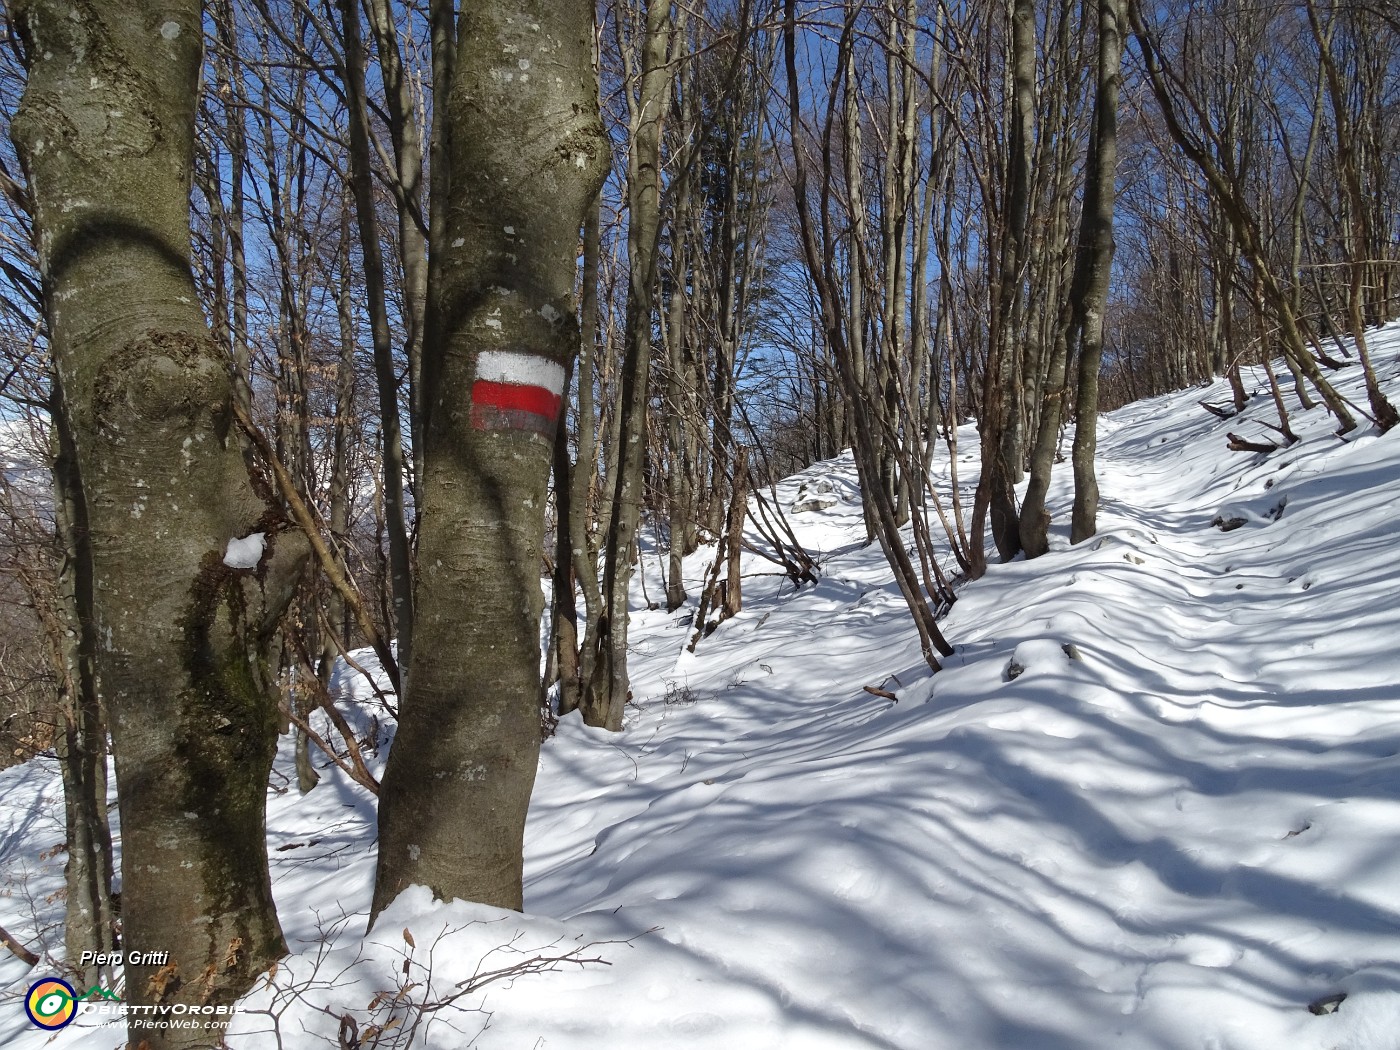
[0,1,1397,1047]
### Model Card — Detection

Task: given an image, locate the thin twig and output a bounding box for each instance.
[231,399,401,696]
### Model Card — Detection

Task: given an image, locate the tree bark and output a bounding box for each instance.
[13,2,307,1042]
[557,194,605,718]
[51,394,118,991]
[365,0,431,479]
[975,0,1037,567]
[372,0,608,917]
[583,0,673,732]
[341,0,413,690]
[1070,0,1127,544]
[783,0,954,670]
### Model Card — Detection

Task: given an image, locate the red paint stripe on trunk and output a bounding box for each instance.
[471,380,562,422]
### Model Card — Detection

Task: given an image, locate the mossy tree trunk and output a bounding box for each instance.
[12,2,307,1044]
[371,0,609,917]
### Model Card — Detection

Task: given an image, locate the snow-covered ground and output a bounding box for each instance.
[3,328,1400,1049]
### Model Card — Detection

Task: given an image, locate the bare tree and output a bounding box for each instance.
[583,0,675,731]
[782,0,955,671]
[372,0,609,917]
[1067,0,1127,542]
[1303,0,1398,431]
[13,2,308,1042]
[1129,0,1358,432]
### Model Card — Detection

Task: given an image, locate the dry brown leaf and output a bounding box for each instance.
[223,936,244,971]
[146,963,180,1002]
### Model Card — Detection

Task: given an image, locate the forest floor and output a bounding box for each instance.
[4,325,1400,1049]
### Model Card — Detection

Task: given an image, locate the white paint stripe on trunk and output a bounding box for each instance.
[476,351,565,395]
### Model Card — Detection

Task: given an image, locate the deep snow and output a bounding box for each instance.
[3,327,1400,1049]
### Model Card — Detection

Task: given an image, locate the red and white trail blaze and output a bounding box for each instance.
[469,351,566,437]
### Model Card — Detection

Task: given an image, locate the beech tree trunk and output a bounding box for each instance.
[985,0,1037,564]
[1070,0,1126,544]
[783,0,954,671]
[340,0,414,686]
[583,0,672,732]
[13,2,307,1043]
[372,0,609,917]
[52,397,118,991]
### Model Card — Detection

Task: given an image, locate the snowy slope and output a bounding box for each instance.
[3,328,1400,1049]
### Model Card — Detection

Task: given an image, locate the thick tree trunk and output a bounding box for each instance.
[1023,0,1124,555]
[663,111,695,614]
[13,3,307,1043]
[372,0,608,917]
[721,450,748,621]
[1019,315,1072,558]
[663,291,692,614]
[551,371,583,715]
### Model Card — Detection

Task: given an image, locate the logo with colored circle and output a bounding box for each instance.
[26,978,77,1030]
